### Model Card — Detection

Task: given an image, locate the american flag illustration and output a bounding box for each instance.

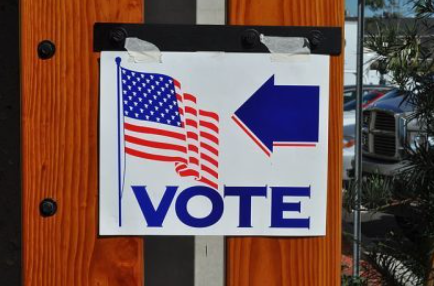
[120,67,219,189]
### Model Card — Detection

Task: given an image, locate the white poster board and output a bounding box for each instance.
[99,51,329,236]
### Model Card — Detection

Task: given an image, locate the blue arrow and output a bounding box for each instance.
[233,75,320,156]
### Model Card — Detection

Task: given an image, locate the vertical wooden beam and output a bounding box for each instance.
[21,0,144,285]
[227,0,344,285]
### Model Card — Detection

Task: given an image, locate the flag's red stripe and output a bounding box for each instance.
[201,153,218,168]
[125,147,188,164]
[199,120,219,133]
[187,131,199,141]
[273,143,317,147]
[176,94,183,101]
[200,142,219,156]
[199,177,218,190]
[199,110,219,122]
[201,165,218,179]
[175,163,187,172]
[183,93,197,103]
[200,131,219,145]
[188,145,199,153]
[179,169,199,178]
[186,119,198,128]
[189,157,199,165]
[125,135,187,153]
[179,108,184,116]
[231,115,271,157]
[185,106,198,116]
[124,123,186,141]
[174,79,181,88]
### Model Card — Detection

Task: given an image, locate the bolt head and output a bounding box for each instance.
[309,30,323,48]
[40,198,57,217]
[109,27,128,48]
[38,40,56,60]
[241,29,260,49]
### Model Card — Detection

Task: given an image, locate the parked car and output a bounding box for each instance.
[342,89,396,182]
[343,89,393,111]
[343,85,393,104]
[348,89,428,243]
[343,111,357,181]
[361,89,418,177]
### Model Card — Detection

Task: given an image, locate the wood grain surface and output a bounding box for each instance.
[227,0,344,285]
[21,0,144,285]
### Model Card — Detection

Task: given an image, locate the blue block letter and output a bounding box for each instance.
[271,187,310,228]
[176,186,223,228]
[132,186,178,227]
[224,186,267,227]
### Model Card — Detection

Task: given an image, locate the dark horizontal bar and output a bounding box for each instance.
[94,24,341,55]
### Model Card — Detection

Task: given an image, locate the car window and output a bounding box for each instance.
[362,91,381,104]
[343,86,393,105]
[343,91,382,111]
[374,89,401,102]
[344,90,355,101]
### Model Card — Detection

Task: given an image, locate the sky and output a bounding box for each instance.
[345,0,415,18]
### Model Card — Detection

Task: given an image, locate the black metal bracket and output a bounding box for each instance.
[94,23,341,55]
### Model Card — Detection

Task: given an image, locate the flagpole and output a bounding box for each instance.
[115,57,123,227]
[353,0,365,278]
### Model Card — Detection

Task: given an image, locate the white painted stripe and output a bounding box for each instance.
[195,1,226,286]
[196,0,226,25]
[195,236,225,286]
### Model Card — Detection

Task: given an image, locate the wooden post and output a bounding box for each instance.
[226,1,344,285]
[21,0,144,285]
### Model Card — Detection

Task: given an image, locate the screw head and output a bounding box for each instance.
[109,27,128,48]
[40,198,57,217]
[37,40,56,60]
[309,30,323,48]
[241,29,260,49]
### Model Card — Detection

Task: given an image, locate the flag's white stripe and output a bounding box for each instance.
[199,127,219,138]
[181,94,201,172]
[175,85,185,123]
[124,129,186,147]
[198,115,219,126]
[125,117,185,134]
[199,131,219,147]
[198,122,219,136]
[200,174,219,186]
[125,141,186,159]
[200,150,219,166]
[199,141,218,162]
[200,154,218,167]
[200,161,218,175]
[185,112,198,119]
[200,144,218,157]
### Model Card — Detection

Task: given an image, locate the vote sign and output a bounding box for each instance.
[99,52,330,236]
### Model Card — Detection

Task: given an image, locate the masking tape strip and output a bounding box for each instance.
[124,37,162,63]
[260,34,311,62]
